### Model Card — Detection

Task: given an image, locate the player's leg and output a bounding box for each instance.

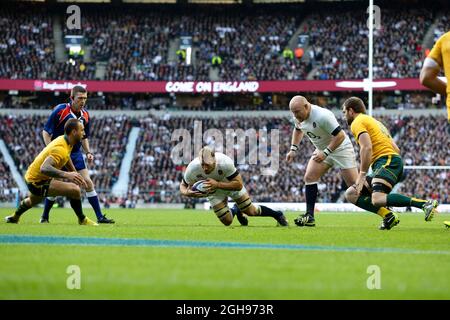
[294,157,330,227]
[78,167,114,223]
[40,154,75,223]
[209,191,250,226]
[341,168,392,219]
[370,155,438,222]
[6,193,43,223]
[233,191,288,227]
[345,178,398,230]
[229,201,249,226]
[211,198,234,226]
[47,179,97,226]
[40,196,55,223]
[371,178,437,222]
[369,179,401,230]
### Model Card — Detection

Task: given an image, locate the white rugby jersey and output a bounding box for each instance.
[293,104,352,152]
[183,152,239,185]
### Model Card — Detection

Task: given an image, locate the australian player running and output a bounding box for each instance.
[342,97,438,230]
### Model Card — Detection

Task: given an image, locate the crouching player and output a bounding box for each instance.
[5,119,98,226]
[342,97,438,230]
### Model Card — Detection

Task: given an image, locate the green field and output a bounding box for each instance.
[0,208,449,300]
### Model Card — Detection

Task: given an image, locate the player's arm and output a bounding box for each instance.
[354,132,373,194]
[286,128,303,163]
[43,108,58,145]
[179,178,206,198]
[81,117,94,163]
[391,139,400,154]
[313,113,345,162]
[210,173,243,192]
[327,129,345,152]
[40,157,84,186]
[203,170,243,194]
[81,138,94,164]
[81,138,91,153]
[65,157,77,172]
[179,179,191,196]
[313,128,346,162]
[420,57,447,96]
[291,127,303,147]
[42,130,52,145]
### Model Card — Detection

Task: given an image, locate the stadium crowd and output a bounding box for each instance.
[173,11,307,81]
[433,11,450,42]
[307,9,433,80]
[1,91,445,113]
[0,112,447,205]
[124,113,447,205]
[0,5,54,80]
[0,153,18,203]
[1,5,448,81]
[0,114,131,195]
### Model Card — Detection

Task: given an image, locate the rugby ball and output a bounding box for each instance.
[192,180,208,194]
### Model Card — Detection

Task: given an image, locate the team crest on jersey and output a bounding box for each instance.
[313,122,317,128]
[218,170,223,175]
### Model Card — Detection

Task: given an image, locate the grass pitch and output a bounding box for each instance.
[0,208,449,300]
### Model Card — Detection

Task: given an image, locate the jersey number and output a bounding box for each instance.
[306,132,321,139]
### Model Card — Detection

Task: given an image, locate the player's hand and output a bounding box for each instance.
[86,152,94,164]
[352,172,366,196]
[286,151,296,163]
[185,189,206,198]
[203,178,219,193]
[312,149,326,163]
[65,172,85,187]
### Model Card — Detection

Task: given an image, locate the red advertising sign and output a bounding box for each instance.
[0,78,428,93]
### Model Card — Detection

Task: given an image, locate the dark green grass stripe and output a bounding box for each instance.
[0,235,449,255]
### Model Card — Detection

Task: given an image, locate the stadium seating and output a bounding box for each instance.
[307,9,433,80]
[0,114,131,195]
[1,4,446,81]
[1,91,444,112]
[126,113,446,204]
[1,111,447,204]
[0,5,54,80]
[433,12,450,42]
[0,152,18,202]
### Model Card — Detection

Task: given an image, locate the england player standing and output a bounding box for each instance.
[39,86,114,224]
[286,96,393,227]
[180,147,288,227]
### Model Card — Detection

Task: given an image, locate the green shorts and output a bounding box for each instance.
[26,179,52,197]
[370,154,403,187]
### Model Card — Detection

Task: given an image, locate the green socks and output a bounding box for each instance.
[386,194,427,209]
[15,200,31,217]
[356,196,382,214]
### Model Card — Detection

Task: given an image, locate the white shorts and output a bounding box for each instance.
[323,145,357,169]
[207,186,248,207]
